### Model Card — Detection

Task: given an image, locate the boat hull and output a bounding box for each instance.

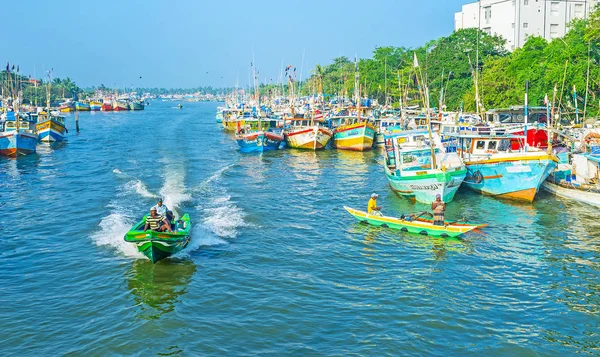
[344,206,479,238]
[101,103,113,111]
[113,101,129,111]
[75,102,90,111]
[124,213,192,263]
[236,131,284,153]
[333,122,375,151]
[129,102,144,110]
[89,102,102,111]
[36,118,66,142]
[285,126,332,150]
[542,181,600,208]
[0,131,38,157]
[385,167,467,203]
[462,154,558,202]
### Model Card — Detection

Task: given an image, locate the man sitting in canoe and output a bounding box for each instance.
[144,207,173,233]
[431,194,446,226]
[368,193,383,216]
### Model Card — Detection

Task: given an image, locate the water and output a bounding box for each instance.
[1,102,599,356]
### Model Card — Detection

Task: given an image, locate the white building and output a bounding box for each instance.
[455,0,599,50]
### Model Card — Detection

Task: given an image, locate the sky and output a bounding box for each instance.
[1,0,470,89]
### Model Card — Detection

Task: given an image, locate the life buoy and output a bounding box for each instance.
[473,170,483,184]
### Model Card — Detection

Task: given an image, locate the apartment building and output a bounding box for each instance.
[454,0,599,50]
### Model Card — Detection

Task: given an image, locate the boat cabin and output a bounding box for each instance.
[2,112,37,133]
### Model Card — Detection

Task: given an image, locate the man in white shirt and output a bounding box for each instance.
[152,198,169,217]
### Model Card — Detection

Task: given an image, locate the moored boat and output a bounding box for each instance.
[75,101,90,111]
[0,112,38,157]
[129,101,145,110]
[328,116,375,151]
[89,101,102,111]
[35,113,67,142]
[101,102,113,111]
[113,100,129,111]
[454,133,558,202]
[124,213,192,263]
[344,206,484,238]
[384,131,467,203]
[284,114,333,150]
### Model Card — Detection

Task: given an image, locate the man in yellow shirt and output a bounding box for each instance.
[367,193,382,216]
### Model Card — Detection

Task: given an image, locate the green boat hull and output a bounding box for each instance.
[124,213,192,263]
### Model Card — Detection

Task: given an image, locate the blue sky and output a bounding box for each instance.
[2,0,469,88]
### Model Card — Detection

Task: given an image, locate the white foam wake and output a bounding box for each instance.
[200,195,251,239]
[90,208,143,259]
[159,170,192,214]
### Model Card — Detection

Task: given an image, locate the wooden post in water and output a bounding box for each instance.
[75,110,80,133]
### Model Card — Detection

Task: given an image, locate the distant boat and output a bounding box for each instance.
[101,102,113,111]
[129,101,145,111]
[113,100,129,111]
[35,113,67,142]
[89,101,102,111]
[177,104,183,109]
[58,101,74,113]
[75,101,90,111]
[0,111,39,157]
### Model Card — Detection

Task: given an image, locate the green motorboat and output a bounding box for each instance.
[124,213,192,263]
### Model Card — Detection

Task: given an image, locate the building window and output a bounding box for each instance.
[550,24,559,38]
[483,27,492,35]
[523,22,529,28]
[551,2,559,16]
[524,0,529,5]
[484,6,491,24]
[574,3,584,18]
[512,23,515,28]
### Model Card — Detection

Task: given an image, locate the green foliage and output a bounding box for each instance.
[302,6,600,118]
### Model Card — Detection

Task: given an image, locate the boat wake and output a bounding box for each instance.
[199,195,252,239]
[90,203,143,259]
[113,168,159,199]
[159,169,192,215]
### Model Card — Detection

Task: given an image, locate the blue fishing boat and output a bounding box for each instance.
[0,112,38,157]
[453,134,558,202]
[236,117,284,153]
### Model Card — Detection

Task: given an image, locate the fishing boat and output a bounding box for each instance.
[75,101,90,111]
[236,117,284,153]
[177,104,183,109]
[454,133,558,202]
[124,213,192,263]
[542,132,600,207]
[284,112,333,150]
[58,101,74,113]
[129,101,145,110]
[344,206,484,238]
[384,131,467,203]
[89,101,102,111]
[113,100,129,111]
[216,106,224,123]
[35,113,67,142]
[328,115,376,151]
[101,101,113,111]
[0,111,39,157]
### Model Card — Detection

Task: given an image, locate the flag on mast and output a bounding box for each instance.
[413,52,419,68]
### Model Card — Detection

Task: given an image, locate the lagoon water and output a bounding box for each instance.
[1,101,599,356]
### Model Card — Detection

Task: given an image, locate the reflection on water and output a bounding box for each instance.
[127,259,196,320]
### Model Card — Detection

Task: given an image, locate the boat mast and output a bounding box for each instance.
[354,56,360,120]
[413,52,437,169]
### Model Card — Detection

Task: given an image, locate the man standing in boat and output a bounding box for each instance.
[368,193,382,216]
[431,194,446,226]
[153,198,173,222]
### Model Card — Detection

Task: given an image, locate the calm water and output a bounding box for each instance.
[1,101,599,356]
